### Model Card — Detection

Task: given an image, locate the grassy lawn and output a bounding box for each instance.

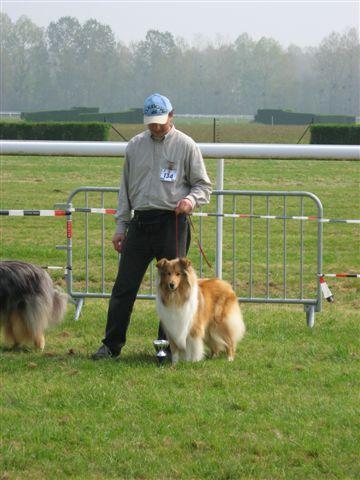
[108,121,311,144]
[0,124,359,479]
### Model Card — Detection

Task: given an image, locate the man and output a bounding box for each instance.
[92,93,212,360]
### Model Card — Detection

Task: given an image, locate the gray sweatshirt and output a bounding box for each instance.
[115,126,212,235]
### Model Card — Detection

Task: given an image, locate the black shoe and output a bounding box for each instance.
[91,344,119,360]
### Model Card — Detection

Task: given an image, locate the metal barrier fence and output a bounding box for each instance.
[2,141,357,328]
[60,186,323,327]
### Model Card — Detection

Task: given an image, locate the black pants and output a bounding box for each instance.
[102,211,190,355]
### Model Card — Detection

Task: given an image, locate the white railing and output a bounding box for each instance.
[0,111,21,118]
[1,140,359,159]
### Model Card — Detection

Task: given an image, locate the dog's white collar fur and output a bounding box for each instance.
[156,281,198,351]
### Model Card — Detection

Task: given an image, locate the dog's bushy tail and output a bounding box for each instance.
[0,261,68,337]
[22,285,68,338]
[226,301,246,343]
[51,288,68,326]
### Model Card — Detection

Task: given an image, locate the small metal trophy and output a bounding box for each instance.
[153,339,170,366]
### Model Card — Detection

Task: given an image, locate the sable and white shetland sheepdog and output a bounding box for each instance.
[156,257,245,363]
[0,260,68,351]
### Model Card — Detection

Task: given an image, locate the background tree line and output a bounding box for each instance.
[1,13,359,115]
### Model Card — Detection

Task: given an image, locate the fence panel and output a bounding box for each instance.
[63,187,323,326]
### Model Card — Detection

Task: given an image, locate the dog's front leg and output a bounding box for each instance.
[170,346,187,364]
[172,351,180,364]
[186,335,204,362]
[168,339,180,364]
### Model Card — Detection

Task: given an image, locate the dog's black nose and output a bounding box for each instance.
[169,282,175,290]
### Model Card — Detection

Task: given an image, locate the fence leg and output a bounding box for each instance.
[215,158,224,278]
[74,298,84,321]
[304,305,315,328]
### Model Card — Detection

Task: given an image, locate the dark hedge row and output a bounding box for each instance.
[21,107,100,122]
[255,109,356,125]
[21,107,143,124]
[310,124,360,145]
[78,108,143,124]
[0,122,111,140]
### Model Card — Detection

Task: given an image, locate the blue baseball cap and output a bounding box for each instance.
[143,93,173,124]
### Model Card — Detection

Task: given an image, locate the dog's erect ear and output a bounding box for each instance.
[156,258,168,270]
[179,257,192,270]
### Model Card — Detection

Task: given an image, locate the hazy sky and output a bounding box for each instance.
[2,0,359,48]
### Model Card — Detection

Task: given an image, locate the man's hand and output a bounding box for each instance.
[175,198,193,215]
[112,233,125,253]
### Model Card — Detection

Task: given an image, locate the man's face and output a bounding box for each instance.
[147,112,173,138]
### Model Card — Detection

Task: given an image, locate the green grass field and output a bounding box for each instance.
[0,124,359,479]
[108,121,312,144]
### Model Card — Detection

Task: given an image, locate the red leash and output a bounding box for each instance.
[175,212,212,268]
[186,216,213,269]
